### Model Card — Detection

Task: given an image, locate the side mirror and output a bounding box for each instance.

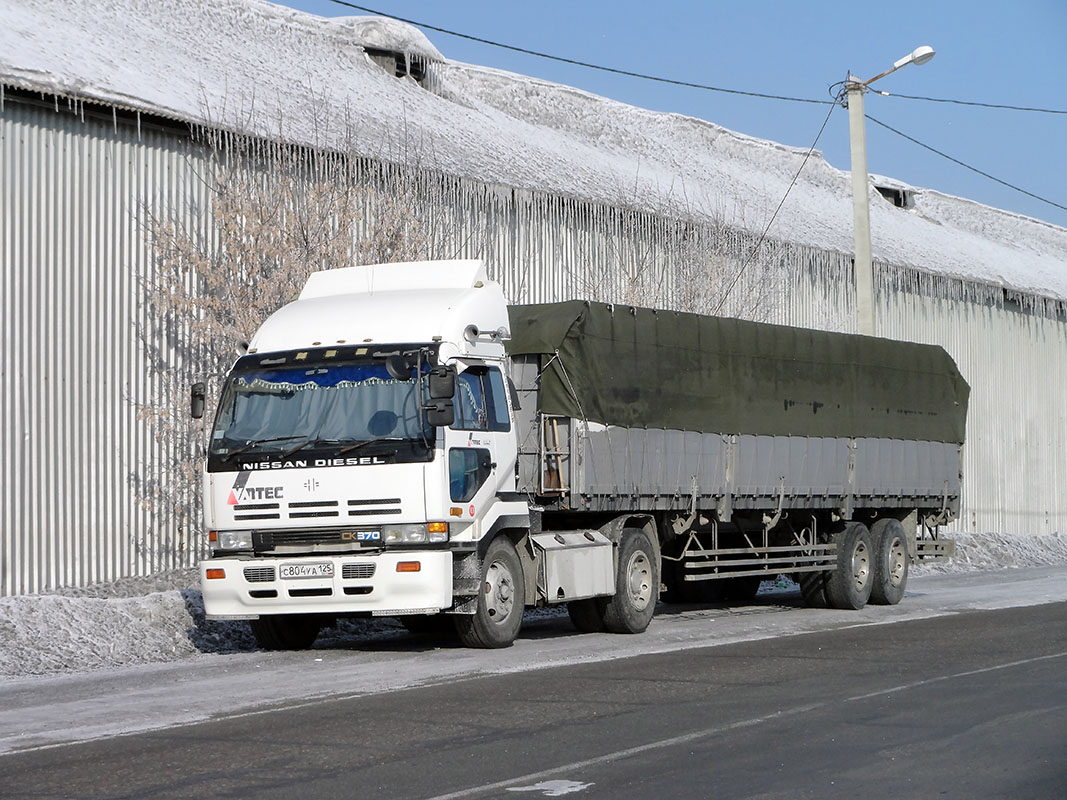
[190,382,206,420]
[429,365,456,400]
[424,399,455,428]
[385,354,413,381]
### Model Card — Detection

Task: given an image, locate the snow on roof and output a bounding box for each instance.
[3,0,1066,302]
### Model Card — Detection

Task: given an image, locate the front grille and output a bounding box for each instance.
[252,529,383,551]
[244,567,277,583]
[342,563,376,579]
[287,500,340,519]
[347,498,402,517]
[235,505,281,521]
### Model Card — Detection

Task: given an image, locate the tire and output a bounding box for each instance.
[722,576,762,602]
[599,528,659,634]
[567,598,606,633]
[453,537,525,648]
[249,614,322,650]
[869,519,909,605]
[660,556,725,604]
[825,522,873,610]
[799,571,830,608]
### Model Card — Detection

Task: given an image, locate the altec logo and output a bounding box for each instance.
[227,486,284,504]
[226,472,284,505]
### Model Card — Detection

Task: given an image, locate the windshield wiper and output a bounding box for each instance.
[335,438,403,456]
[278,437,345,459]
[222,435,306,462]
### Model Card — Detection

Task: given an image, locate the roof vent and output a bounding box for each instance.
[364,47,429,82]
[334,15,444,84]
[875,184,914,209]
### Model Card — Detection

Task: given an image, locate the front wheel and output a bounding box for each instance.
[599,528,659,634]
[869,519,909,605]
[454,537,525,648]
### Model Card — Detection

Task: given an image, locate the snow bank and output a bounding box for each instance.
[3,534,1065,679]
[2,0,1066,303]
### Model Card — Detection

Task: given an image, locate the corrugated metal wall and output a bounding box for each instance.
[1,98,211,595]
[2,93,1065,595]
[878,291,1067,535]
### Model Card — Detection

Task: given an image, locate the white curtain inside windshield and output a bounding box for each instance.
[214,363,427,444]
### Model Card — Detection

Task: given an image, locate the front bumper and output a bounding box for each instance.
[200,551,453,619]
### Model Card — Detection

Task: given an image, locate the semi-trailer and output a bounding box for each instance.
[198,259,967,649]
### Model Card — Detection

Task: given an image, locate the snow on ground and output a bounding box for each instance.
[1,532,1064,679]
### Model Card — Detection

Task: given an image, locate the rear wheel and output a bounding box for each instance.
[660,555,725,604]
[567,598,606,633]
[799,571,830,608]
[453,537,525,648]
[869,519,909,605]
[599,528,659,634]
[249,614,322,650]
[722,576,762,602]
[825,522,873,610]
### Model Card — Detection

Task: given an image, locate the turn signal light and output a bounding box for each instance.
[450,508,463,517]
[427,522,448,534]
[396,561,421,573]
[205,568,226,580]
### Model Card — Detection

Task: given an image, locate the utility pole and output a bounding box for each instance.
[845,45,935,337]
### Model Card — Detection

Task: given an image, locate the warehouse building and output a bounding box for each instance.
[1,0,1065,595]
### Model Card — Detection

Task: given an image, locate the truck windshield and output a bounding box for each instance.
[210,361,432,458]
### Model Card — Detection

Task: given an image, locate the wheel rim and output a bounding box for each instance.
[624,550,653,611]
[851,539,870,591]
[484,559,516,623]
[887,536,907,587]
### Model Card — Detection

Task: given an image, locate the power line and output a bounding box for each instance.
[714,99,838,313]
[884,93,1067,115]
[328,0,1065,213]
[866,115,1067,213]
[327,0,830,106]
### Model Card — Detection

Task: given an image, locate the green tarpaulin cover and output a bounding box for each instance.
[507,301,969,444]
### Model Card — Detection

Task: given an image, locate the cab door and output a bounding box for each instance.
[447,364,514,520]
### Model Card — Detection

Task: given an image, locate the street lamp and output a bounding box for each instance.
[846,45,935,336]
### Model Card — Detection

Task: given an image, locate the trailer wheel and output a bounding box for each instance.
[660,556,725,604]
[453,537,524,648]
[723,576,762,602]
[568,599,606,633]
[825,522,873,610]
[869,519,909,605]
[600,528,659,634]
[799,572,830,608]
[248,614,322,650]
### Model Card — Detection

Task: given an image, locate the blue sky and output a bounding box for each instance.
[278,0,1067,230]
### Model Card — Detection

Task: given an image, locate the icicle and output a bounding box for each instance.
[136,111,141,140]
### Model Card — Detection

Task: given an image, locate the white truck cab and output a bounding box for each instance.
[200,260,537,648]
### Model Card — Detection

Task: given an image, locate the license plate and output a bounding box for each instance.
[280,562,334,580]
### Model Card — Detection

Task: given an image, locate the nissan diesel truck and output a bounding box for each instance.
[198,259,967,649]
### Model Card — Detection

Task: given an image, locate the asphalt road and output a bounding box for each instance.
[2,599,1065,799]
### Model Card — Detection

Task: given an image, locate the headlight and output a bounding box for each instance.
[214,530,253,550]
[382,523,449,544]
